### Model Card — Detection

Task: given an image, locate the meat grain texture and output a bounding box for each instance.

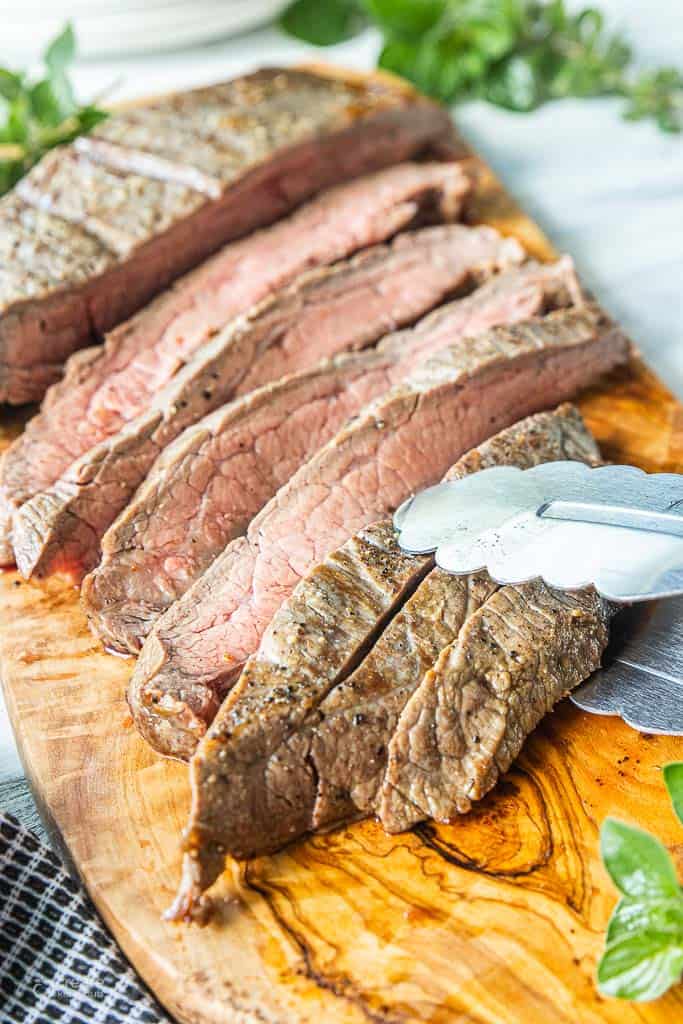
[13,207,499,583]
[172,404,608,914]
[130,304,629,763]
[0,68,457,405]
[0,161,469,565]
[379,581,611,831]
[89,250,594,656]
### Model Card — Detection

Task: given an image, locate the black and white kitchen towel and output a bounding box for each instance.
[0,812,172,1024]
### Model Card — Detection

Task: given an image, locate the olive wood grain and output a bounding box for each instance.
[1,65,682,1024]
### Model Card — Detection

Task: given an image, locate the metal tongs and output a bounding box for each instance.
[394,463,683,735]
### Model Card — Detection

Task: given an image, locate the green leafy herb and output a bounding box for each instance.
[279,0,682,131]
[623,68,683,133]
[601,818,681,902]
[664,762,683,826]
[365,0,447,37]
[597,765,683,1002]
[0,24,108,197]
[281,0,366,45]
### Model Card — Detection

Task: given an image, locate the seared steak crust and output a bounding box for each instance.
[380,582,611,830]
[80,71,462,186]
[178,519,431,888]
[311,406,603,832]
[1,161,469,565]
[443,397,601,480]
[0,197,115,406]
[15,148,204,256]
[0,68,458,405]
[131,306,628,763]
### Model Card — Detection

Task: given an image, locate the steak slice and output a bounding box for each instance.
[170,404,603,914]
[0,162,469,566]
[309,405,603,833]
[131,306,629,763]
[0,68,458,405]
[14,222,517,583]
[86,256,578,654]
[379,582,612,831]
[0,196,116,406]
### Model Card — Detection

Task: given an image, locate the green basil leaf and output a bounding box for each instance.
[48,71,77,119]
[74,106,109,133]
[601,818,681,900]
[575,7,604,44]
[624,68,682,133]
[543,0,568,32]
[658,109,682,133]
[362,0,446,36]
[664,763,683,825]
[0,69,24,102]
[5,96,29,145]
[279,0,366,45]
[0,25,108,197]
[532,45,566,94]
[44,23,76,76]
[0,160,23,193]
[467,19,517,61]
[29,79,64,127]
[605,35,633,72]
[607,896,683,944]
[598,931,683,1002]
[484,55,542,111]
[379,33,479,102]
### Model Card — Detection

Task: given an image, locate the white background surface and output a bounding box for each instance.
[1,3,682,833]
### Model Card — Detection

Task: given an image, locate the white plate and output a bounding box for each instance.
[2,0,288,58]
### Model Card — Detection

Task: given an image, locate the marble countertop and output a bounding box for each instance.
[1,4,682,836]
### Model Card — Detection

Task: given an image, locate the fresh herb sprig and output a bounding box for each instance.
[280,0,682,132]
[598,762,683,1002]
[0,25,108,197]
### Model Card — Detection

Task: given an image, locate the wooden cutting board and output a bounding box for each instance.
[2,69,683,1024]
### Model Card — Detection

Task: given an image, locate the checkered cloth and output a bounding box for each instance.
[0,813,172,1024]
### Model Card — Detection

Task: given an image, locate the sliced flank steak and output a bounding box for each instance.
[0,68,458,406]
[14,221,517,583]
[85,256,582,655]
[170,405,604,914]
[130,305,629,765]
[0,161,470,566]
[378,581,612,833]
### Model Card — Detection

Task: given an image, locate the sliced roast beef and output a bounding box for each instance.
[0,161,470,565]
[0,68,458,406]
[85,256,581,654]
[0,196,116,406]
[379,582,612,833]
[130,306,629,764]
[310,405,603,833]
[169,405,603,913]
[12,222,509,582]
[14,223,519,583]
